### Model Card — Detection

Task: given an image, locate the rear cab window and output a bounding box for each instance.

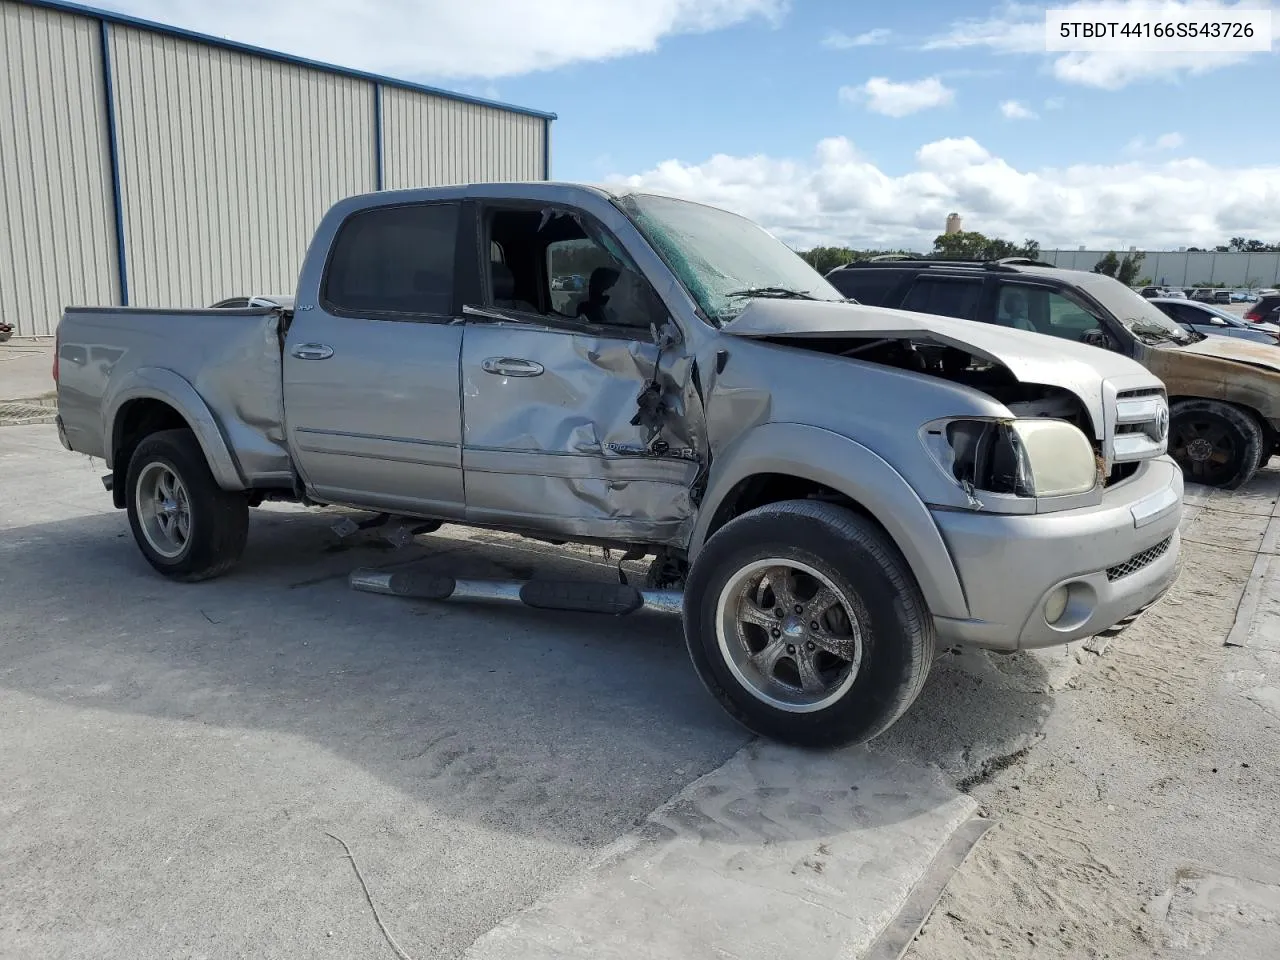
[322,202,459,319]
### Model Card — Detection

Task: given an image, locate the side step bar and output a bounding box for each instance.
[349,569,683,617]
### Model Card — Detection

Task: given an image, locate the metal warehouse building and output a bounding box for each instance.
[0,0,554,337]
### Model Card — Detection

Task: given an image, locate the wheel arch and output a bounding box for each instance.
[688,422,969,621]
[105,369,245,507]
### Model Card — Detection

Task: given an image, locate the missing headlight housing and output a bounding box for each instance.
[929,418,1098,499]
[945,420,1032,496]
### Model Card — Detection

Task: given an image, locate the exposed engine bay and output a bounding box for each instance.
[761,336,1093,433]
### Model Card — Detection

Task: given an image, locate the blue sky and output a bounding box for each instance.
[101,0,1280,250]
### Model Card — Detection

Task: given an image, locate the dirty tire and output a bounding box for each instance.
[126,428,249,582]
[683,500,934,748]
[1169,399,1263,490]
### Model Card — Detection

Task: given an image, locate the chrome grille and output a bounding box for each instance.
[1106,536,1172,582]
[1108,386,1170,464]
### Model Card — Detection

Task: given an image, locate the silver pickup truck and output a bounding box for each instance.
[54,183,1182,746]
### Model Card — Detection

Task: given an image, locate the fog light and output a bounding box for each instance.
[1045,586,1070,625]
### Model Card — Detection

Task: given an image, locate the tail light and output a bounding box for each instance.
[52,330,60,383]
[1245,308,1263,322]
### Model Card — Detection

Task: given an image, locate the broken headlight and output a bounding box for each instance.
[927,418,1098,498]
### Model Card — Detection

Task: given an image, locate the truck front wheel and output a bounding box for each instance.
[1169,399,1263,489]
[683,500,934,748]
[126,428,249,581]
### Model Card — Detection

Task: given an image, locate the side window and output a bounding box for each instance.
[485,206,661,333]
[322,202,458,319]
[547,238,616,318]
[828,270,902,306]
[994,284,1104,342]
[900,278,983,320]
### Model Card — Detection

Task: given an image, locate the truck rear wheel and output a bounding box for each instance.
[1169,399,1263,489]
[126,428,249,581]
[683,499,934,748]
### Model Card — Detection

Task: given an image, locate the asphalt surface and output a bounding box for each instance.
[0,424,1008,960]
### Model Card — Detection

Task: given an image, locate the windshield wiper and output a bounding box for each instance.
[725,287,818,301]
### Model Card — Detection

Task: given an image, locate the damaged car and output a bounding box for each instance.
[54,183,1182,747]
[828,258,1280,489]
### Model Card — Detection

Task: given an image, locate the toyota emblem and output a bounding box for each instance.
[1156,405,1169,443]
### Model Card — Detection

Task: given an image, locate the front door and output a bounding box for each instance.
[282,200,466,518]
[459,204,701,543]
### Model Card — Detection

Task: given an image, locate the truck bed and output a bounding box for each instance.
[56,306,292,487]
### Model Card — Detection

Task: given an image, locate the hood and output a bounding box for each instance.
[1169,335,1280,374]
[721,300,1159,428]
[722,300,1165,438]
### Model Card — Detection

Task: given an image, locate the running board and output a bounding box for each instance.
[349,569,683,617]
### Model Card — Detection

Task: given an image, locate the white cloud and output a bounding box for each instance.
[839,76,955,117]
[1126,131,1185,153]
[823,28,891,49]
[924,0,1280,89]
[93,0,788,79]
[999,99,1038,119]
[609,135,1280,250]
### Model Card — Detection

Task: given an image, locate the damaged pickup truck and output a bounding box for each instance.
[54,183,1182,746]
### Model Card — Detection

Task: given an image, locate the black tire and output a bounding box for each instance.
[1169,399,1263,489]
[683,499,934,748]
[125,428,249,581]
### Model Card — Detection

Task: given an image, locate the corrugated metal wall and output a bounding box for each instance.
[1041,249,1280,288]
[0,1,117,337]
[381,88,547,189]
[108,25,377,308]
[0,0,552,336]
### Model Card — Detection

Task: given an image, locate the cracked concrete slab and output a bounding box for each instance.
[465,743,977,960]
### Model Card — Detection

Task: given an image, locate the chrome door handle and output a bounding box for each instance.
[291,343,334,360]
[481,357,544,377]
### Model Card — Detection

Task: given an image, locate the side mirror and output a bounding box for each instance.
[1081,329,1112,350]
[1210,317,1227,326]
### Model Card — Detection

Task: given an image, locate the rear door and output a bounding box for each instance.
[458,202,700,543]
[282,200,466,517]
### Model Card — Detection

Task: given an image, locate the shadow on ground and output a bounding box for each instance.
[0,504,1053,848]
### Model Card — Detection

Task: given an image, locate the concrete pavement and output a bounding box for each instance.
[0,341,54,402]
[0,423,1029,960]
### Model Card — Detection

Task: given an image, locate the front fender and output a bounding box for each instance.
[689,421,969,621]
[103,367,246,491]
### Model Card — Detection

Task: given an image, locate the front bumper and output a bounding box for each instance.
[931,456,1183,651]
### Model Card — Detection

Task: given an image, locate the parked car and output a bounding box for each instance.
[1245,294,1280,325]
[1212,289,1233,305]
[1150,298,1280,345]
[1163,289,1188,299]
[827,257,1280,488]
[1140,286,1165,299]
[54,184,1183,747]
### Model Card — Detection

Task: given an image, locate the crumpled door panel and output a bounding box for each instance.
[461,322,702,543]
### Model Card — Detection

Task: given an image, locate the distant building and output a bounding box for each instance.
[945,213,963,235]
[1039,249,1280,288]
[0,0,555,337]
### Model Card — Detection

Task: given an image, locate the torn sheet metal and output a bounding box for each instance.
[1143,338,1280,426]
[460,321,704,543]
[721,298,1155,441]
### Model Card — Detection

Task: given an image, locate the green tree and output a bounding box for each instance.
[1116,251,1146,286]
[930,231,1041,261]
[1093,251,1120,277]
[796,246,918,274]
